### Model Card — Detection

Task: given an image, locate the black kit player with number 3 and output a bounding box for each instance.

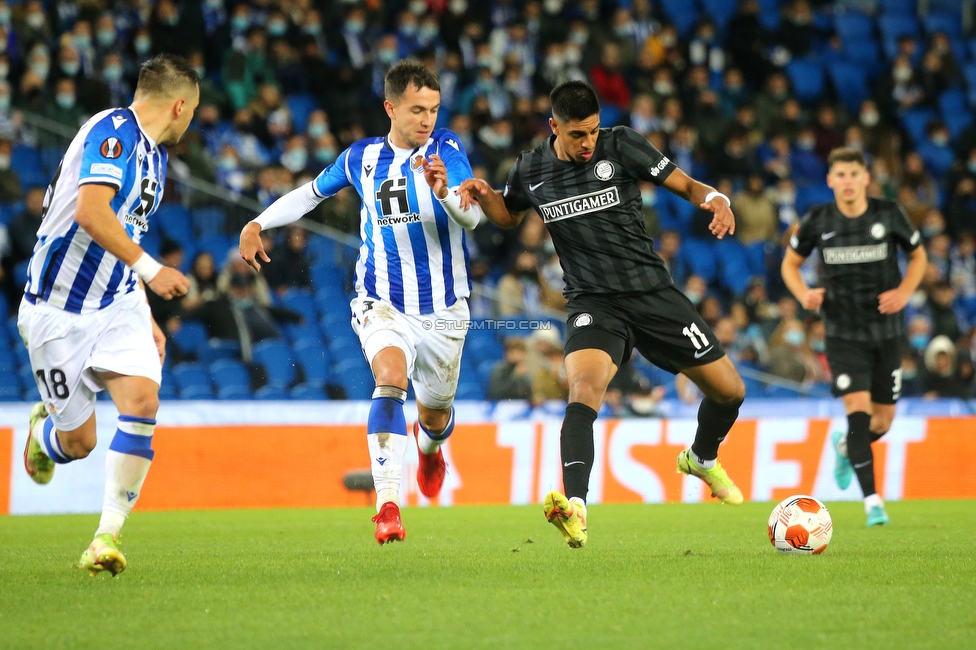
[782,147,928,527]
[458,81,748,548]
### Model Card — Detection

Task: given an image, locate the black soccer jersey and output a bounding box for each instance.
[502,126,677,298]
[790,197,921,342]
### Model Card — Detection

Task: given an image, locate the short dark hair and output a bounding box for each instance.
[827,147,866,170]
[135,53,199,98]
[550,80,600,122]
[384,61,440,101]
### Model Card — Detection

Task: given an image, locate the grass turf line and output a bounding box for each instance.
[1,501,973,649]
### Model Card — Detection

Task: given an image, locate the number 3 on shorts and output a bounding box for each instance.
[36,368,70,399]
[891,368,902,399]
[681,322,709,350]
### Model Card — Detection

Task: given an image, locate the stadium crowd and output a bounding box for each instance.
[0,0,974,403]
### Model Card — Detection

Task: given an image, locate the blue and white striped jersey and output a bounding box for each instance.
[24,107,167,314]
[313,129,472,315]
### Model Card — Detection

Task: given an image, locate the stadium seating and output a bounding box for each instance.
[827,61,869,113]
[253,340,296,388]
[294,338,332,387]
[171,321,209,360]
[172,363,214,399]
[280,289,318,324]
[210,360,251,394]
[880,0,917,15]
[785,58,825,105]
[834,12,874,41]
[658,0,700,37]
[191,207,227,236]
[291,383,327,400]
[900,108,939,145]
[199,339,242,366]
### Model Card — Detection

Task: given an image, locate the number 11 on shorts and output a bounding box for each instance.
[682,322,709,350]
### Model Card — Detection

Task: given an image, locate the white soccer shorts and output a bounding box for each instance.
[350,296,468,410]
[17,291,162,431]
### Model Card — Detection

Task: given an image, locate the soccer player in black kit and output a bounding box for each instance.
[459,81,746,548]
[782,148,927,527]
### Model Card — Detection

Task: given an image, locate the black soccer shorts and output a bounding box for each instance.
[563,285,726,373]
[824,336,903,404]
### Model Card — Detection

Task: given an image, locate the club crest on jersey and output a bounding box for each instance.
[100,137,123,159]
[871,223,886,239]
[574,313,593,327]
[835,374,851,390]
[411,155,425,173]
[594,160,614,181]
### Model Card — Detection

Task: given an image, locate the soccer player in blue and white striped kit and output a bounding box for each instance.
[19,55,198,575]
[240,61,481,544]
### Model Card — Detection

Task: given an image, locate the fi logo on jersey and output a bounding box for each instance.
[100,137,123,159]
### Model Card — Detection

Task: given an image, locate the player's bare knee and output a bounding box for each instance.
[372,366,408,390]
[704,374,745,405]
[420,408,451,432]
[121,391,160,419]
[871,415,893,436]
[568,375,608,407]
[725,375,746,404]
[61,434,96,459]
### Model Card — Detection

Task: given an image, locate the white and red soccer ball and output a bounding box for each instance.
[767,495,833,555]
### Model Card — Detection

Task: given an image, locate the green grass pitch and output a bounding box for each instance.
[2,501,974,649]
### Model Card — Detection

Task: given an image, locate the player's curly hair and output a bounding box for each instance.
[550,80,601,123]
[135,53,199,98]
[385,61,440,102]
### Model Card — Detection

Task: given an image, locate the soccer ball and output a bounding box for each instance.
[767,495,833,555]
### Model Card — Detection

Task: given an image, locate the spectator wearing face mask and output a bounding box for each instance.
[944,177,976,237]
[0,137,21,200]
[215,144,248,194]
[279,135,310,176]
[488,337,533,400]
[146,240,186,337]
[183,257,301,359]
[39,78,85,146]
[767,317,818,384]
[905,314,934,356]
[16,2,52,46]
[733,174,779,246]
[496,250,564,317]
[101,52,131,108]
[262,225,312,296]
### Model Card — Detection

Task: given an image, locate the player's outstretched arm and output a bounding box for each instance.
[240,181,327,271]
[662,169,735,240]
[781,248,824,311]
[457,179,525,229]
[75,184,189,299]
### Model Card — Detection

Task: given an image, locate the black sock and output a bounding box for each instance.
[560,402,598,502]
[691,397,742,461]
[847,411,876,497]
[870,431,886,443]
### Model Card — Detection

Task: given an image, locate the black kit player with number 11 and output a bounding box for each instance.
[458,81,747,548]
[781,147,927,528]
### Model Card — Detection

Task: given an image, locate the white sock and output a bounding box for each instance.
[836,432,848,458]
[863,493,883,513]
[368,432,408,511]
[417,409,455,456]
[569,497,587,516]
[691,450,716,470]
[95,417,155,537]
